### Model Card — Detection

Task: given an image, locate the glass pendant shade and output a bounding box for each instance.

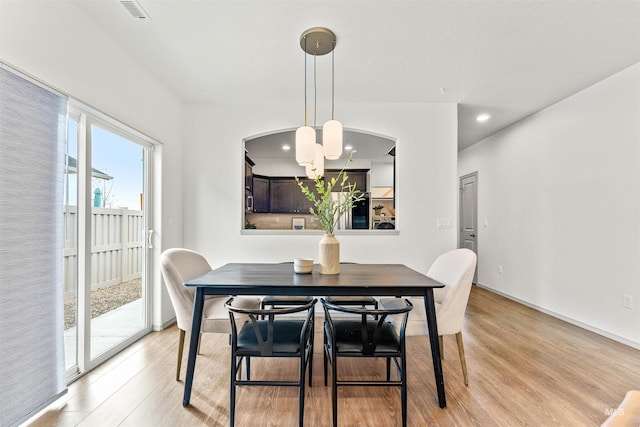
[322,119,343,160]
[295,126,315,165]
[306,143,325,179]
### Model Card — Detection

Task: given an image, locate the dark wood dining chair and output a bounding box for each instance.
[261,262,316,312]
[321,297,413,427]
[324,295,378,309]
[325,262,378,310]
[226,297,316,427]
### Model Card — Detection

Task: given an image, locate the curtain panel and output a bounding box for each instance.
[0,65,68,427]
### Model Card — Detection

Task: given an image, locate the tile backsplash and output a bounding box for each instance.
[246,213,318,230]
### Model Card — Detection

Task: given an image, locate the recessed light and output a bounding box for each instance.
[476,113,490,122]
[282,144,291,151]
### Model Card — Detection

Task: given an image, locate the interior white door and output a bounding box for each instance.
[459,172,478,282]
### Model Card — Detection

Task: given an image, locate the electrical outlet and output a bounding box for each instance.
[623,294,633,309]
[275,217,280,223]
[498,265,503,274]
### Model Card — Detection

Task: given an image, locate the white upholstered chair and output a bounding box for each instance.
[160,248,261,380]
[380,248,477,385]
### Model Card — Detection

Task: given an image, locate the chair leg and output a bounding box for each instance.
[299,351,306,426]
[230,353,237,427]
[308,339,313,387]
[331,350,338,427]
[386,357,391,381]
[323,330,329,387]
[401,352,408,427]
[439,335,444,360]
[176,329,186,381]
[455,332,469,386]
[309,312,314,387]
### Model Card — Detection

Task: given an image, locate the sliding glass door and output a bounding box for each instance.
[63,116,79,371]
[89,123,147,359]
[63,106,154,378]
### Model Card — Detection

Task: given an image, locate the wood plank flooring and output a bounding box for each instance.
[28,286,639,426]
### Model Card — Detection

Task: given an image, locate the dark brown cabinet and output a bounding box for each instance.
[245,157,254,212]
[245,156,254,192]
[270,178,315,214]
[296,180,316,213]
[253,172,365,215]
[252,176,270,213]
[324,170,367,194]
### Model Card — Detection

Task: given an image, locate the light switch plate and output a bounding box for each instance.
[437,217,452,229]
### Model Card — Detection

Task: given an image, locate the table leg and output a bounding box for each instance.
[183,287,205,407]
[424,289,446,408]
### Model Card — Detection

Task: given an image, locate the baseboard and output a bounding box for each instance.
[475,283,640,350]
[153,317,176,332]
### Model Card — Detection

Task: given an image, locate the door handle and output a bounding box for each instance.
[147,229,154,249]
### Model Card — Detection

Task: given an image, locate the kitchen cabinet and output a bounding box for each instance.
[252,175,270,213]
[270,178,315,213]
[324,170,367,193]
[245,157,254,212]
[245,156,254,192]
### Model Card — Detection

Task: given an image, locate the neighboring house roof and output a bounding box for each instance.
[65,156,113,180]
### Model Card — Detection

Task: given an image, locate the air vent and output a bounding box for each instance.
[119,0,151,20]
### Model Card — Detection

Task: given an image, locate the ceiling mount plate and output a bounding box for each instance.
[300,27,336,56]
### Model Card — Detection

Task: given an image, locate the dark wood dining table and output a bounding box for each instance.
[182,262,447,408]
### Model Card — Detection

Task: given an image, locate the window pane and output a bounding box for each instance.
[89,124,146,359]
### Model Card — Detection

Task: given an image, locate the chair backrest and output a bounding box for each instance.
[160,248,213,332]
[226,297,317,356]
[427,248,477,335]
[321,298,413,355]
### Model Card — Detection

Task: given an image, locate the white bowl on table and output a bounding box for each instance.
[293,258,314,274]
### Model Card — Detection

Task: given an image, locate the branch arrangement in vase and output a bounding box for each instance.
[295,152,365,234]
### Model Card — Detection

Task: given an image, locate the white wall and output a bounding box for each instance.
[459,63,640,347]
[183,102,458,274]
[0,2,459,328]
[0,1,185,329]
[371,162,394,187]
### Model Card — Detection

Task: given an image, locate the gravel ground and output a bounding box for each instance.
[64,278,142,330]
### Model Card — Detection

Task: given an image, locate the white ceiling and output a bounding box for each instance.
[74,0,640,150]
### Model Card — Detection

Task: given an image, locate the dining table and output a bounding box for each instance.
[182,262,447,408]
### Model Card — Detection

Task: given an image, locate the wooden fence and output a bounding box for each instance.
[63,206,143,296]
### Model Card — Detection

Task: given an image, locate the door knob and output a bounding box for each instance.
[470,234,476,237]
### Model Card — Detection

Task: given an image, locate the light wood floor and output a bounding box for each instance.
[30,286,639,426]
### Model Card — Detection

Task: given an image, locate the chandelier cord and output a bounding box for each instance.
[314,53,317,129]
[331,40,335,120]
[303,36,307,127]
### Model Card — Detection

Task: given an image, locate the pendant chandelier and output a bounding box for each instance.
[295,27,343,174]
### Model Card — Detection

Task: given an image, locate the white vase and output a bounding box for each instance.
[319,233,340,275]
